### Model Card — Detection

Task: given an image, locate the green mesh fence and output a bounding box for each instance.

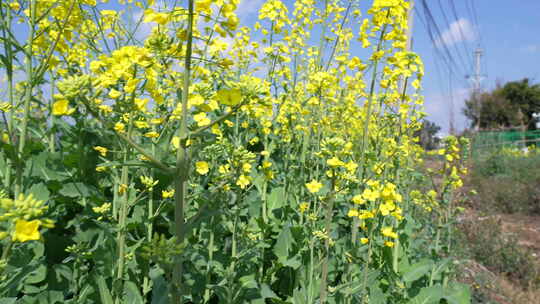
[471,130,540,157]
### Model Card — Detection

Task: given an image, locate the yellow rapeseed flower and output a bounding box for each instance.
[162,189,175,199]
[195,161,210,175]
[217,88,242,106]
[326,157,344,168]
[93,146,108,157]
[12,219,41,242]
[194,112,211,127]
[52,99,75,116]
[108,89,121,99]
[305,180,323,194]
[236,175,251,189]
[381,227,398,239]
[299,202,309,213]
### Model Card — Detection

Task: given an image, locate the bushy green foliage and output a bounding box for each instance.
[470,148,540,214]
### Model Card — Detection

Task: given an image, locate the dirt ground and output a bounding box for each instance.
[459,210,540,304]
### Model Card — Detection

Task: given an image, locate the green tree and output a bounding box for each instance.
[415,119,441,150]
[463,78,540,130]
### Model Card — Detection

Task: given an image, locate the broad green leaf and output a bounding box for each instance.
[27,183,50,203]
[443,283,471,304]
[408,285,443,304]
[25,264,47,284]
[401,259,433,283]
[267,187,285,212]
[273,224,293,262]
[151,268,169,304]
[95,275,114,304]
[124,281,144,304]
[369,284,386,304]
[59,182,91,199]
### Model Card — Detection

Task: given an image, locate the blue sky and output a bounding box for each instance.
[409,0,540,133]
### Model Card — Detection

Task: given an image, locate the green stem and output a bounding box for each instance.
[15,0,36,197]
[172,0,194,302]
[114,120,133,304]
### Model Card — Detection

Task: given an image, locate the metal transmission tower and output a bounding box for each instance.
[466,48,486,131]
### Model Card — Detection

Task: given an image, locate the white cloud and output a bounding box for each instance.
[521,45,540,53]
[236,0,265,20]
[424,87,470,133]
[435,18,477,48]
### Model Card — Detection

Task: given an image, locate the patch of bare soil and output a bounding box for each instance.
[459,210,540,304]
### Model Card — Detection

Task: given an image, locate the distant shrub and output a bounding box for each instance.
[470,148,540,214]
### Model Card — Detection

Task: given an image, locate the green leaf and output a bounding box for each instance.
[26,183,50,203]
[267,187,285,212]
[150,268,169,304]
[368,284,386,304]
[273,224,293,262]
[401,259,433,283]
[124,281,144,304]
[95,275,114,304]
[0,298,17,304]
[408,285,443,304]
[260,284,278,299]
[59,182,91,199]
[25,264,47,284]
[443,283,471,304]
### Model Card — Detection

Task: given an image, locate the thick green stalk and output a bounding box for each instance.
[172,0,194,302]
[15,0,36,197]
[114,122,133,304]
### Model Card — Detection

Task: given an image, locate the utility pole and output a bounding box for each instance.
[467,48,485,131]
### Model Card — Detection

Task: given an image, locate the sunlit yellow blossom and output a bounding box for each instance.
[13,219,41,242]
[114,122,125,133]
[347,209,359,217]
[143,9,169,25]
[144,131,159,138]
[299,202,309,213]
[242,163,252,173]
[108,89,121,99]
[217,88,242,106]
[9,2,20,10]
[194,112,211,127]
[326,157,344,168]
[384,241,395,248]
[352,194,365,205]
[52,100,75,116]
[360,238,369,244]
[162,189,175,199]
[196,161,210,175]
[93,146,108,157]
[236,175,251,189]
[362,188,380,201]
[305,180,323,194]
[381,227,398,239]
